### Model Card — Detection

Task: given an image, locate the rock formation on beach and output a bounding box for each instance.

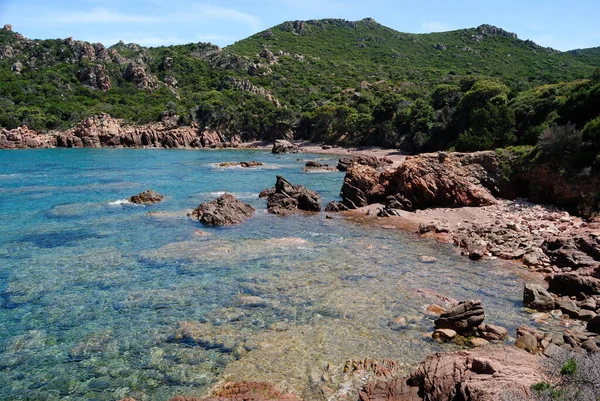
[0,113,242,149]
[271,139,300,154]
[190,193,255,225]
[260,176,321,214]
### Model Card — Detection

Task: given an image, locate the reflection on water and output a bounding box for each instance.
[0,149,542,401]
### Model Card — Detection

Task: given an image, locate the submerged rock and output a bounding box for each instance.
[190,193,255,225]
[272,139,300,154]
[219,161,264,168]
[262,176,321,215]
[187,381,302,400]
[128,189,165,204]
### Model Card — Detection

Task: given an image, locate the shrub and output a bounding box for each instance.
[537,124,582,165]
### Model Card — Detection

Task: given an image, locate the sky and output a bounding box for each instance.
[1,0,599,51]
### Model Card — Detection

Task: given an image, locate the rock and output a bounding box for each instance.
[469,337,490,347]
[515,333,538,353]
[522,253,539,266]
[337,156,393,171]
[186,381,302,401]
[556,299,581,318]
[3,24,12,31]
[432,329,457,342]
[272,139,299,154]
[218,161,264,168]
[425,304,446,316]
[419,256,438,263]
[475,323,508,342]
[11,61,22,74]
[523,283,555,311]
[381,152,498,210]
[124,62,156,90]
[0,126,56,149]
[263,176,321,215]
[233,295,268,308]
[549,268,600,296]
[468,248,485,261]
[579,297,597,311]
[190,193,255,226]
[77,64,111,91]
[434,300,485,333]
[128,189,165,204]
[324,201,349,212]
[302,161,336,172]
[340,164,386,209]
[587,315,600,333]
[405,346,544,401]
[578,309,597,322]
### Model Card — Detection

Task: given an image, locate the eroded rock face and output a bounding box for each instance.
[190,193,255,226]
[77,64,111,91]
[128,189,164,204]
[360,346,543,401]
[123,62,156,90]
[261,176,321,215]
[272,140,300,154]
[0,126,57,149]
[383,152,498,210]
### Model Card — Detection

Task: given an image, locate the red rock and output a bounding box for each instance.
[178,381,302,401]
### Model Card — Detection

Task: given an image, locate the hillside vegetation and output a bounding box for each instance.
[1,19,600,172]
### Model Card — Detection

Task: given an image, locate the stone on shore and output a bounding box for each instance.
[128,189,165,204]
[272,139,300,154]
[190,193,255,226]
[434,300,485,333]
[523,283,555,311]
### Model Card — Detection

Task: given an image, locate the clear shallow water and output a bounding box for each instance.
[0,149,534,401]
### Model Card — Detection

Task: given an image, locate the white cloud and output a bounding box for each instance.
[187,4,261,32]
[421,21,451,32]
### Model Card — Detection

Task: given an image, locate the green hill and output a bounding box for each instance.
[0,18,599,165]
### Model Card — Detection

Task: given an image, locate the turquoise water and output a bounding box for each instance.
[0,149,534,401]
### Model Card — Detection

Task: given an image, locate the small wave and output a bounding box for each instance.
[204,192,259,199]
[108,199,132,205]
[0,173,22,179]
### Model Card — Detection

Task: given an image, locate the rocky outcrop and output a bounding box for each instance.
[406,346,543,401]
[272,140,300,154]
[227,78,281,108]
[340,164,387,208]
[128,190,164,204]
[0,126,56,149]
[77,64,111,91]
[0,113,242,150]
[190,193,255,226]
[476,24,518,39]
[383,152,498,210]
[337,155,393,171]
[123,62,156,90]
[260,176,321,215]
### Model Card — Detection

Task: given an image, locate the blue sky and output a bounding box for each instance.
[1,0,599,51]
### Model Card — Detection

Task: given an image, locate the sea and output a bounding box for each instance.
[0,148,534,400]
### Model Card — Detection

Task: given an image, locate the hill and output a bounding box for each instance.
[0,19,599,164]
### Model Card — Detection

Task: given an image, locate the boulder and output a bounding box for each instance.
[523,283,555,311]
[190,193,255,226]
[128,189,165,204]
[434,300,485,333]
[588,316,600,334]
[272,139,299,154]
[263,176,321,215]
[324,201,349,212]
[474,323,508,342]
